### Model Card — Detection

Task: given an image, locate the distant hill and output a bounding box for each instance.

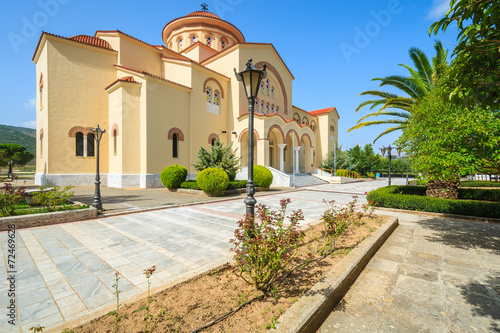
[0,124,36,163]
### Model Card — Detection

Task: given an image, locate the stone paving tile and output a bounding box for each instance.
[320,213,500,332]
[0,180,416,331]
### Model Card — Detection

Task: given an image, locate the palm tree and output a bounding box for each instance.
[348,40,448,142]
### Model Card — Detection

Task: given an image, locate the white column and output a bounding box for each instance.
[278,143,287,172]
[294,146,301,173]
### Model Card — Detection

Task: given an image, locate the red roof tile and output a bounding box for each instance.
[69,35,113,51]
[104,76,140,91]
[32,31,117,61]
[186,11,221,19]
[114,65,192,90]
[309,107,334,115]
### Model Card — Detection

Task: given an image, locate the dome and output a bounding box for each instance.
[185,11,221,19]
[162,10,245,49]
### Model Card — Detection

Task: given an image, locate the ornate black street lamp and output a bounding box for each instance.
[234,58,267,216]
[92,125,106,211]
[380,145,401,186]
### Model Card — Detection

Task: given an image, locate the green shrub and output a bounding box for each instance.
[180,180,200,190]
[458,188,500,202]
[460,181,500,188]
[160,165,188,189]
[397,185,500,202]
[196,168,229,196]
[227,180,247,190]
[367,186,500,218]
[32,184,74,212]
[253,165,273,188]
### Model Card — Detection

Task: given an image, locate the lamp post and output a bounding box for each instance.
[92,125,106,211]
[235,58,267,216]
[380,145,400,186]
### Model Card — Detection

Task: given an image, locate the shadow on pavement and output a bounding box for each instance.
[418,218,500,255]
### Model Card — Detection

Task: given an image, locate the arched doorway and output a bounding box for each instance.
[301,134,313,173]
[267,125,285,170]
[239,130,258,169]
[285,130,300,173]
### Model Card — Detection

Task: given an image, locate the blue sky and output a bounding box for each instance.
[0,0,458,153]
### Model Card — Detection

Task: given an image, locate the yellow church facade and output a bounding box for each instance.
[33,10,339,188]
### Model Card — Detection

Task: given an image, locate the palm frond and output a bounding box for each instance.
[372,126,404,143]
[357,110,410,123]
[408,47,433,86]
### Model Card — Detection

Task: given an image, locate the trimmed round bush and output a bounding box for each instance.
[160,164,188,189]
[196,168,229,196]
[253,165,273,188]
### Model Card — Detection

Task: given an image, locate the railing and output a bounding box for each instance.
[312,167,361,179]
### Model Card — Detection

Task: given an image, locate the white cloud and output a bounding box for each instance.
[24,98,36,109]
[22,120,36,128]
[427,0,450,20]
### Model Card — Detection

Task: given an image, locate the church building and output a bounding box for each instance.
[33,8,339,188]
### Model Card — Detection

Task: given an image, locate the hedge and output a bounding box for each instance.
[460,181,500,188]
[180,181,200,190]
[367,186,500,218]
[396,185,500,202]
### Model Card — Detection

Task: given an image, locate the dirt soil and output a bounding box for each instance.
[71,214,388,333]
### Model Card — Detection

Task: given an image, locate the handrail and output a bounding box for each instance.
[312,167,361,179]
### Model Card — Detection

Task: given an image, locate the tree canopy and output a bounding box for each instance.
[429,0,500,109]
[0,144,34,167]
[397,76,500,182]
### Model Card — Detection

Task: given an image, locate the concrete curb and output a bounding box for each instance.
[271,216,399,333]
[0,204,97,231]
[375,207,500,223]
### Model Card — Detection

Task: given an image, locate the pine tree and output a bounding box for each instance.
[193,137,240,180]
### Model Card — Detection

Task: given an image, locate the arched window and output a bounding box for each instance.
[260,81,264,94]
[76,132,84,156]
[87,133,95,157]
[206,86,212,114]
[213,90,220,115]
[178,37,183,51]
[266,79,270,96]
[113,129,117,156]
[266,102,270,114]
[260,100,265,113]
[39,73,44,110]
[172,133,178,158]
[276,106,279,114]
[206,36,212,47]
[271,104,275,113]
[271,86,274,98]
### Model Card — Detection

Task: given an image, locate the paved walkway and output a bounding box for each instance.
[0,180,392,332]
[320,211,500,333]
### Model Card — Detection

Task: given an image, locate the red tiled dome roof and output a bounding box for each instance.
[186,11,221,19]
[69,35,113,50]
